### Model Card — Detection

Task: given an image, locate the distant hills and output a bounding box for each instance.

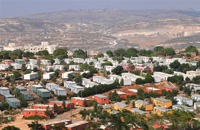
[0,9,200,51]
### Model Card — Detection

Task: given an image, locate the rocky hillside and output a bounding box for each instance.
[0,9,200,51]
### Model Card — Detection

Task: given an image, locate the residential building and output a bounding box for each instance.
[109,74,131,86]
[154,120,172,130]
[21,91,33,101]
[94,94,109,104]
[70,85,84,94]
[0,64,9,71]
[41,119,71,130]
[43,72,55,80]
[152,98,172,108]
[130,108,149,117]
[64,81,76,89]
[62,71,75,79]
[161,85,178,92]
[174,96,193,106]
[22,109,52,117]
[71,97,91,106]
[93,76,114,85]
[194,102,200,110]
[114,102,131,111]
[146,87,162,95]
[7,98,20,108]
[11,63,22,70]
[24,72,38,80]
[31,85,43,93]
[36,89,50,98]
[49,101,74,109]
[69,65,80,71]
[135,100,153,111]
[153,106,172,115]
[122,73,144,82]
[65,121,89,130]
[127,89,138,96]
[172,104,194,112]
[113,91,127,99]
[54,88,67,96]
[153,72,173,81]
[191,94,200,101]
[82,78,98,88]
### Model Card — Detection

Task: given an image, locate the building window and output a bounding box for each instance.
[104,99,107,101]
[24,112,26,114]
[29,112,31,114]
[41,112,43,115]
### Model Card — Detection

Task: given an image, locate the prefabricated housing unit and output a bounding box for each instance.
[43,72,55,80]
[62,71,75,79]
[31,85,44,93]
[37,89,50,98]
[24,72,38,80]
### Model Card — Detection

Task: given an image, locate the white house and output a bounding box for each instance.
[94,62,103,69]
[0,64,9,71]
[104,66,115,72]
[41,59,51,65]
[185,83,200,92]
[24,72,38,80]
[54,65,65,71]
[26,64,39,70]
[186,70,200,77]
[109,74,131,85]
[11,63,22,70]
[70,85,84,94]
[73,58,85,64]
[54,58,61,65]
[93,76,114,85]
[194,102,200,110]
[46,83,59,91]
[174,71,195,80]
[82,78,98,88]
[29,59,38,64]
[64,58,72,64]
[62,71,75,79]
[153,72,173,81]
[152,75,162,83]
[172,104,194,112]
[121,73,144,82]
[43,72,55,80]
[53,88,67,96]
[191,94,200,101]
[0,87,10,96]
[64,81,76,89]
[69,65,80,71]
[174,96,193,106]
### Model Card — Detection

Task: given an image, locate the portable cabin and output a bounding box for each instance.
[37,89,50,98]
[71,97,91,106]
[194,102,200,110]
[16,86,27,92]
[146,87,162,95]
[109,74,131,86]
[174,96,193,106]
[26,64,39,70]
[46,83,59,91]
[172,104,194,112]
[49,101,74,109]
[65,121,89,130]
[70,85,84,94]
[152,98,172,108]
[154,120,172,130]
[21,91,33,101]
[0,64,9,71]
[121,73,144,82]
[135,100,153,111]
[14,59,25,64]
[161,85,178,92]
[24,72,38,80]
[54,88,67,96]
[42,119,72,130]
[191,94,200,101]
[114,102,131,111]
[113,91,127,99]
[82,78,98,88]
[22,109,52,117]
[62,71,75,79]
[11,63,22,70]
[127,89,138,96]
[31,85,43,93]
[130,108,149,117]
[43,72,55,80]
[64,81,76,89]
[69,65,80,71]
[153,106,172,116]
[7,98,20,108]
[0,87,10,96]
[93,94,109,104]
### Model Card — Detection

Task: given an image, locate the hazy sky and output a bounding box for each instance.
[0,0,199,18]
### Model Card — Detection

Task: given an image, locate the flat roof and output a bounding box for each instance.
[32,85,43,88]
[37,89,49,92]
[33,104,53,107]
[50,101,73,104]
[66,121,88,128]
[21,91,32,95]
[128,89,137,93]
[131,108,148,115]
[114,91,126,95]
[7,98,20,102]
[94,94,107,98]
[154,106,171,112]
[23,109,47,112]
[42,119,71,126]
[115,102,129,108]
[146,87,161,91]
[136,100,150,105]
[0,87,9,90]
[154,98,171,102]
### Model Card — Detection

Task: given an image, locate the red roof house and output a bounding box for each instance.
[71,97,91,106]
[94,94,109,104]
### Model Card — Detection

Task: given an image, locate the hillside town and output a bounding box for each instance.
[0,43,200,130]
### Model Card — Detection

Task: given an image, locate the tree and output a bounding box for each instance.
[62,101,66,109]
[68,73,75,81]
[154,46,164,52]
[135,78,144,85]
[2,126,20,130]
[112,66,123,75]
[120,79,124,86]
[11,49,24,59]
[106,50,114,57]
[75,75,82,85]
[144,72,154,83]
[197,60,200,68]
[53,104,58,113]
[36,50,49,56]
[185,45,198,54]
[114,48,126,57]
[126,48,138,58]
[164,48,175,56]
[170,60,180,70]
[18,95,28,107]
[21,64,26,72]
[73,49,86,58]
[13,71,21,80]
[83,99,88,107]
[28,121,45,130]
[53,48,68,59]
